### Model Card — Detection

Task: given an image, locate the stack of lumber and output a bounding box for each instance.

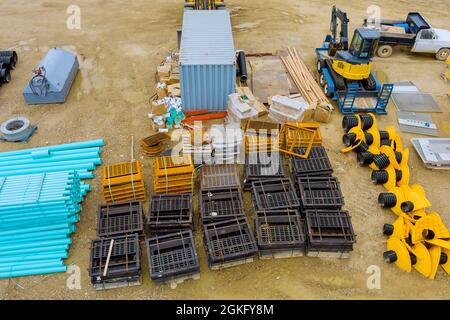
[140,133,170,157]
[102,160,145,203]
[153,154,194,194]
[280,48,332,111]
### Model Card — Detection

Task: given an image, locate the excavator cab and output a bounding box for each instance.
[349,28,380,60]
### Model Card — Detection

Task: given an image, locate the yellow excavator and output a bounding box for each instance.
[184,0,225,10]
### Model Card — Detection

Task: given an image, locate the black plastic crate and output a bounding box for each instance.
[89,234,141,287]
[97,201,144,238]
[305,209,355,253]
[146,230,200,283]
[244,153,285,190]
[251,178,300,211]
[147,194,193,234]
[203,217,258,269]
[200,187,246,223]
[255,209,306,255]
[297,176,344,210]
[290,147,333,177]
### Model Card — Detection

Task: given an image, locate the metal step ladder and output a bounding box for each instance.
[338,82,358,114]
[374,84,394,115]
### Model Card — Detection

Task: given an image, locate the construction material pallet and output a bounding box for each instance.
[200,187,246,223]
[255,209,306,259]
[203,217,258,270]
[296,176,344,210]
[290,146,333,178]
[146,230,200,283]
[305,209,355,255]
[97,201,145,238]
[244,153,285,190]
[251,178,300,211]
[147,194,193,234]
[93,277,142,290]
[200,164,240,190]
[153,155,194,194]
[102,160,146,203]
[89,234,141,289]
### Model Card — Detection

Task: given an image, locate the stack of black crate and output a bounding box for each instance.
[145,194,200,284]
[251,173,306,259]
[200,164,258,269]
[290,146,356,258]
[89,201,145,290]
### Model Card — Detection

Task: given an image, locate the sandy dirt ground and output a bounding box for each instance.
[0,0,449,300]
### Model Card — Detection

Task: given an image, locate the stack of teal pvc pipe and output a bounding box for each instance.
[0,139,104,278]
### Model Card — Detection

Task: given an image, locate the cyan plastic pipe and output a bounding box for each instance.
[0,265,67,279]
[0,228,72,243]
[0,152,101,167]
[0,244,69,257]
[0,260,63,271]
[0,238,71,251]
[0,251,67,263]
[0,139,104,158]
[0,223,71,236]
[0,159,99,173]
[0,147,100,162]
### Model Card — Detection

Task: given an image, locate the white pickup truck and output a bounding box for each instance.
[364,12,450,61]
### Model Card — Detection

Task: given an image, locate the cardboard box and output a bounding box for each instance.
[156,82,167,99]
[157,65,171,78]
[151,100,167,115]
[167,83,181,97]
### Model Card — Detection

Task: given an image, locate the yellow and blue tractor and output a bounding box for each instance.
[316,6,394,114]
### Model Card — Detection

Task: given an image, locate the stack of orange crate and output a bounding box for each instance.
[284,122,323,148]
[153,154,194,194]
[102,160,146,203]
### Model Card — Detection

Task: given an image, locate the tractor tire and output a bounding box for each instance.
[319,73,326,87]
[377,45,393,58]
[435,48,450,61]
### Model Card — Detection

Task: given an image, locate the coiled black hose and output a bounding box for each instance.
[401,201,414,213]
[342,133,357,146]
[379,130,389,140]
[380,139,392,147]
[378,193,397,208]
[373,153,390,169]
[440,253,448,265]
[395,170,402,182]
[359,114,374,130]
[354,141,369,153]
[342,115,359,132]
[364,132,374,145]
[395,151,402,164]
[383,250,397,263]
[383,224,394,236]
[372,170,388,184]
[357,152,374,165]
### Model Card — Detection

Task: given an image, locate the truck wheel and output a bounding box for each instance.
[435,48,450,61]
[323,83,332,97]
[317,60,323,73]
[377,45,393,58]
[319,73,326,87]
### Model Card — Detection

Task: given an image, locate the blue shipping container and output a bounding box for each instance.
[180,10,236,111]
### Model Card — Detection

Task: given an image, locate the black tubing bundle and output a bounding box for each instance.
[0,51,18,86]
